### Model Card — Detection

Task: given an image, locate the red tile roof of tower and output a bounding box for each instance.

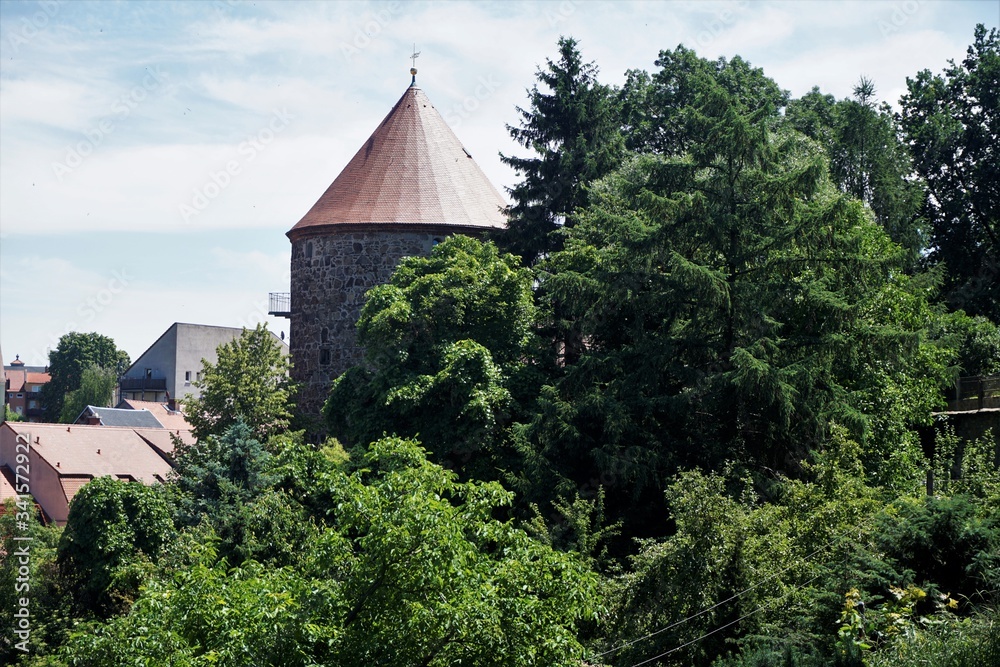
[288,83,507,240]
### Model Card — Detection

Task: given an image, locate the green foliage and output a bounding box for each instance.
[874,495,1000,609]
[599,429,892,667]
[865,609,1000,667]
[899,24,1000,321]
[932,425,1000,501]
[786,80,925,266]
[0,500,67,663]
[941,312,1000,376]
[56,477,171,619]
[58,364,117,423]
[326,235,539,479]
[41,332,130,423]
[169,421,308,566]
[58,437,601,666]
[60,543,311,667]
[4,404,25,422]
[496,36,624,264]
[525,487,622,569]
[184,323,294,441]
[621,45,787,156]
[517,52,950,531]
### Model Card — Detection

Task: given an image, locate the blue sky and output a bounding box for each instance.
[1,0,997,366]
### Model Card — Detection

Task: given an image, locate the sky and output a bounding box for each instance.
[1,0,997,367]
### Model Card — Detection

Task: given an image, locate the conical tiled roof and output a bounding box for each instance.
[288,85,507,239]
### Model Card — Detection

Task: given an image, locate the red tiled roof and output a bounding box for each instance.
[4,423,172,488]
[288,85,507,240]
[0,468,16,502]
[25,373,50,385]
[60,477,91,506]
[133,428,196,460]
[6,370,25,392]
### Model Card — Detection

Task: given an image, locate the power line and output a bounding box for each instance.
[629,573,823,667]
[591,478,923,664]
[592,543,830,658]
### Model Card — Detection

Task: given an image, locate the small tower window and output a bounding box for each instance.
[321,327,329,344]
[306,241,314,258]
[320,349,331,366]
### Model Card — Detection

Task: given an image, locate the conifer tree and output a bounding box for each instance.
[519,53,954,535]
[787,79,925,266]
[495,37,623,265]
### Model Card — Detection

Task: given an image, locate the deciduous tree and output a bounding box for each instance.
[58,438,600,667]
[325,236,540,479]
[184,323,294,440]
[899,24,1000,320]
[41,332,130,423]
[58,364,117,423]
[57,476,171,618]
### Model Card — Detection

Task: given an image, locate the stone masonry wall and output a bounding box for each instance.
[289,228,448,422]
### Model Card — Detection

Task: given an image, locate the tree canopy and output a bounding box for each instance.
[55,438,600,667]
[58,364,117,423]
[184,323,294,441]
[899,24,1000,320]
[495,36,624,265]
[41,332,130,423]
[325,235,541,479]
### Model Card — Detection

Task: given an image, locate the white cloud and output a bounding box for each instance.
[1,0,992,369]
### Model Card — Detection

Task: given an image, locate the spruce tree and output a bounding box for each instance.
[495,37,623,265]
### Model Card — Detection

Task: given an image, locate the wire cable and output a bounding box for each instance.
[590,478,923,663]
[629,573,823,667]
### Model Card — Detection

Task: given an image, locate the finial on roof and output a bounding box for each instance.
[410,43,420,86]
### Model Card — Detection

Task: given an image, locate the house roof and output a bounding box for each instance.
[288,83,507,240]
[133,427,196,460]
[25,372,51,385]
[78,406,165,429]
[4,366,50,393]
[117,399,193,431]
[0,467,16,502]
[1,423,174,505]
[6,373,24,393]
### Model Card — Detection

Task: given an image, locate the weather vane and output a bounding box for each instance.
[410,44,420,85]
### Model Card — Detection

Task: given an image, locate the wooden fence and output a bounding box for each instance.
[947,374,1000,412]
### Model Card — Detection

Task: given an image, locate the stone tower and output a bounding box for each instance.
[283,74,508,419]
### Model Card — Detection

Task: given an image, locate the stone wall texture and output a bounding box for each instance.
[290,227,455,420]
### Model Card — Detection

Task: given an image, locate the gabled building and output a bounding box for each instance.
[0,422,174,524]
[273,69,508,418]
[4,355,51,422]
[119,322,289,404]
